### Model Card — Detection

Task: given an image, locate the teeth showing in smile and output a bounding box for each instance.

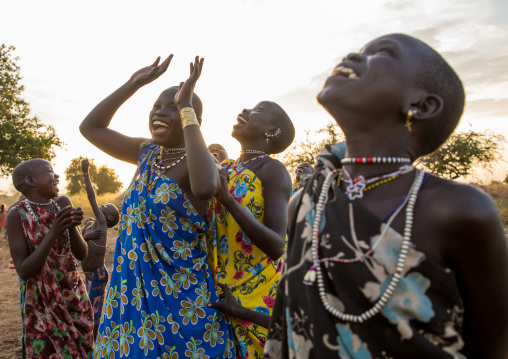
[153,120,169,129]
[237,116,247,124]
[332,66,359,79]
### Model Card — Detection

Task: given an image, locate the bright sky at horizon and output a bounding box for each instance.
[1,0,508,194]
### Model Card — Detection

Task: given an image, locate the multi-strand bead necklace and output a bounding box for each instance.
[303,155,425,323]
[341,164,414,201]
[154,146,187,174]
[226,150,268,177]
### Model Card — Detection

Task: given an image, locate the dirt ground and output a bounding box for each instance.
[0,230,117,359]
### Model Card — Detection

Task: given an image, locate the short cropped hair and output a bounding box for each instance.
[12,159,46,194]
[105,204,120,228]
[413,38,465,157]
[268,102,295,154]
[165,86,203,125]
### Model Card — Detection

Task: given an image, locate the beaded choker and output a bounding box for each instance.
[227,154,267,175]
[305,168,426,323]
[25,199,54,206]
[341,157,411,165]
[161,146,186,153]
[240,149,267,155]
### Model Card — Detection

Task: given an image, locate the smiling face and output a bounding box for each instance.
[295,162,314,183]
[31,160,60,199]
[208,144,228,163]
[317,34,425,123]
[149,87,184,147]
[232,101,278,143]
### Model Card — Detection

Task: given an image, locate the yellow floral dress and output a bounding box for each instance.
[207,159,284,359]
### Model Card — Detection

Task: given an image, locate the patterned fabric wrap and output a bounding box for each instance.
[94,140,234,359]
[85,265,109,337]
[207,159,283,359]
[264,143,466,359]
[19,277,26,358]
[16,200,94,359]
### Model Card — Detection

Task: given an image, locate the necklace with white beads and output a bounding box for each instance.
[25,199,54,206]
[309,168,426,323]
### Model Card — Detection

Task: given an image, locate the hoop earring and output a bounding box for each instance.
[405,109,414,132]
[264,128,282,143]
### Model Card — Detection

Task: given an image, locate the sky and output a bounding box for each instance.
[1,0,508,193]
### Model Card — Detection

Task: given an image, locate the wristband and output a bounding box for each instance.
[180,107,199,129]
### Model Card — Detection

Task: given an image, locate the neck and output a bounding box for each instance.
[340,128,413,178]
[25,193,54,205]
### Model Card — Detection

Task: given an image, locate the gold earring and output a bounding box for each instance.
[405,109,413,132]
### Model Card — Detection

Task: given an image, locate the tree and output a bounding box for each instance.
[423,130,505,180]
[0,44,63,177]
[275,123,344,176]
[95,166,123,195]
[65,156,122,195]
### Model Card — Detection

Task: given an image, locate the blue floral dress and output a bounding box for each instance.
[264,143,466,359]
[94,141,234,359]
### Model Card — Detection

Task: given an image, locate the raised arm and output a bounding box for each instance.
[216,160,291,260]
[174,56,221,199]
[7,203,81,280]
[81,159,106,227]
[80,55,173,164]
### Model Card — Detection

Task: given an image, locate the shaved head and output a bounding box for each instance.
[12,159,49,193]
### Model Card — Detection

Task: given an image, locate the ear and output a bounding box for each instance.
[25,175,36,187]
[265,127,281,137]
[407,93,444,120]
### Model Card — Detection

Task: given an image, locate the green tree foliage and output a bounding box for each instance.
[0,44,63,177]
[94,166,123,195]
[65,156,122,195]
[276,123,344,176]
[424,130,505,179]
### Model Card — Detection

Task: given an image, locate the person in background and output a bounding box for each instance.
[208,143,229,164]
[80,158,119,339]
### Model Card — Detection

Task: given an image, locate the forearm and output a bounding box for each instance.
[183,124,220,199]
[221,196,285,260]
[69,227,88,261]
[83,173,97,202]
[234,307,271,329]
[80,80,138,133]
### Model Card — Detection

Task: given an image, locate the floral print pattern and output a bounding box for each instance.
[208,159,283,359]
[16,201,93,358]
[95,140,234,358]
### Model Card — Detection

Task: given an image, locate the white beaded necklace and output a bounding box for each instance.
[25,198,53,206]
[240,149,267,155]
[162,146,186,154]
[309,168,426,323]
